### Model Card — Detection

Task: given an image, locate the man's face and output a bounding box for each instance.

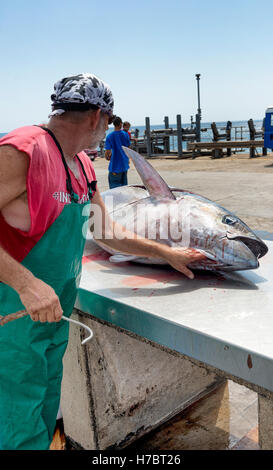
[88,112,109,150]
[123,124,130,132]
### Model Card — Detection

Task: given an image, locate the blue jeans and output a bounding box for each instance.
[108,171,128,189]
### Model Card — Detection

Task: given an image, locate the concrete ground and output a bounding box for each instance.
[126,381,259,451]
[52,152,273,450]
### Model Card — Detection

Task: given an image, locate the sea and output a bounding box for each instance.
[0,119,264,153]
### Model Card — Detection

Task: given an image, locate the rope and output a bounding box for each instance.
[0,309,28,325]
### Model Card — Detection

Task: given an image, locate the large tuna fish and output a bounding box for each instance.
[94,147,268,271]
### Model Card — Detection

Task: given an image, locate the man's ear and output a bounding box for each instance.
[89,108,101,130]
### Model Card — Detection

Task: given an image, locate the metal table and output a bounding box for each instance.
[76,231,273,394]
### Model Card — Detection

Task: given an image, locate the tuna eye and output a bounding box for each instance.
[222,215,237,225]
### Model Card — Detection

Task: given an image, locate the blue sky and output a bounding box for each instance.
[0,0,272,130]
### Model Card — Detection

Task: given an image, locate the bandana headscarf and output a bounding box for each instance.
[49,73,114,117]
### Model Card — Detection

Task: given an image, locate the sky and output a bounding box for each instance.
[0,0,273,131]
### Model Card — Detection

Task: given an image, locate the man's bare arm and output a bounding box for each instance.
[91,188,206,279]
[0,146,63,322]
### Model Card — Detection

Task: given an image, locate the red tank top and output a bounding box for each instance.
[0,125,97,262]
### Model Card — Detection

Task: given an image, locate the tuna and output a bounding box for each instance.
[94,147,268,271]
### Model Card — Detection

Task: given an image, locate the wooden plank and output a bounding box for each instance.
[152,129,174,135]
[187,140,264,150]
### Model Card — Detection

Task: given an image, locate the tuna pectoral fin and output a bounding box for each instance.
[109,254,139,263]
[122,146,176,201]
[196,249,217,261]
[187,249,219,270]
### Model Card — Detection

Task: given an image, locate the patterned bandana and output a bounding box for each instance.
[49,73,114,117]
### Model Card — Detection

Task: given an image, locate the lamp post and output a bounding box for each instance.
[195,73,201,118]
[195,74,201,142]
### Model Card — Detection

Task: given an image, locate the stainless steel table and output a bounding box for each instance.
[61,231,273,449]
[77,231,273,393]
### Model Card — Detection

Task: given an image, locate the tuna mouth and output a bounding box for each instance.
[230,236,268,259]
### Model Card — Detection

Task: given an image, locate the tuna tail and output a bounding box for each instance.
[122,146,176,200]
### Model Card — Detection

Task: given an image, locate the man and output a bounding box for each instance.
[0,73,205,450]
[105,116,130,188]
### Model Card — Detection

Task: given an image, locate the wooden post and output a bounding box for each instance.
[164,116,170,154]
[134,128,139,152]
[249,146,255,158]
[195,113,201,142]
[262,117,267,155]
[248,119,266,157]
[248,119,255,157]
[145,117,152,158]
[211,122,219,142]
[176,114,183,158]
[226,121,232,156]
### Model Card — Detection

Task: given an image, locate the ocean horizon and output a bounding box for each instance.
[0,119,264,152]
[0,119,263,138]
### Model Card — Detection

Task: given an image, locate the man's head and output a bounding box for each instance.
[123,121,131,132]
[113,116,122,130]
[49,73,115,150]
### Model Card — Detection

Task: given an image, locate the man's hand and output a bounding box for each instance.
[18,278,63,323]
[105,149,112,161]
[156,245,207,279]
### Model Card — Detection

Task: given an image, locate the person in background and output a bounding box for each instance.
[123,121,138,144]
[105,116,130,189]
[123,121,132,139]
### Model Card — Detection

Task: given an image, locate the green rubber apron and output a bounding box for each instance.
[0,127,94,450]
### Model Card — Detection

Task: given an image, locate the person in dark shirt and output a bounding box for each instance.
[105,116,131,189]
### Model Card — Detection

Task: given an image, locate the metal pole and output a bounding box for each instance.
[195,73,201,117]
[195,74,201,143]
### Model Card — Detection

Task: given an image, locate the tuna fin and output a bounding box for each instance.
[187,249,219,269]
[109,254,139,263]
[122,147,176,200]
[195,249,217,261]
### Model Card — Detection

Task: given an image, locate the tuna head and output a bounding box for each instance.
[183,195,268,271]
